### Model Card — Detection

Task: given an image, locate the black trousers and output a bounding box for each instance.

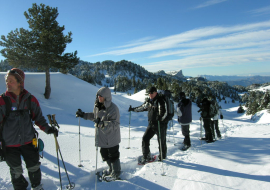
[203,118,213,141]
[100,145,120,163]
[5,143,41,189]
[142,121,167,159]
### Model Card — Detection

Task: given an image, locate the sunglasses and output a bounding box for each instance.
[7,70,24,82]
[98,94,103,97]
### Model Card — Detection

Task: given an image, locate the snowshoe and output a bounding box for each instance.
[138,155,157,165]
[180,144,191,151]
[206,139,215,143]
[31,184,44,190]
[103,174,121,182]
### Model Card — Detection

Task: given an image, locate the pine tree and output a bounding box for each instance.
[237,104,245,114]
[0,3,79,99]
[134,87,138,94]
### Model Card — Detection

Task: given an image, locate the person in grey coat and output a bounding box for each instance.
[176,92,192,150]
[76,87,121,181]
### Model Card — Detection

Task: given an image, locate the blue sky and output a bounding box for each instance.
[1,0,270,77]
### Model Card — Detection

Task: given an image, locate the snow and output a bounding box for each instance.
[0,72,269,190]
[251,85,270,92]
[259,85,270,92]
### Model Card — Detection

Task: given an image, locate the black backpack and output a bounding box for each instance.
[158,90,174,121]
[200,99,218,118]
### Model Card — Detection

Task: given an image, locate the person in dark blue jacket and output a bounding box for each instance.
[176,92,192,150]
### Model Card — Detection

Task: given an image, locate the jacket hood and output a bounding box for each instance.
[96,87,112,108]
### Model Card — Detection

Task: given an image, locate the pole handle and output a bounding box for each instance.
[47,114,53,126]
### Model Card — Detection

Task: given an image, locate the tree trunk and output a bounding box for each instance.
[44,68,51,99]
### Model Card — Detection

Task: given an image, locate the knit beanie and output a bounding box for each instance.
[7,68,25,91]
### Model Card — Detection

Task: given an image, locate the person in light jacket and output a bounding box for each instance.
[212,100,223,139]
[76,87,121,181]
[176,92,192,150]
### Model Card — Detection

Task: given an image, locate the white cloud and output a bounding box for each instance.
[249,5,270,16]
[193,0,228,9]
[88,20,270,72]
[144,50,270,72]
[89,20,270,57]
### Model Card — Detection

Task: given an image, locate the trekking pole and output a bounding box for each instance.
[222,119,225,133]
[171,120,175,144]
[47,114,62,190]
[51,114,75,190]
[127,107,131,149]
[167,121,171,142]
[158,121,166,176]
[200,117,202,145]
[95,118,100,190]
[78,117,83,167]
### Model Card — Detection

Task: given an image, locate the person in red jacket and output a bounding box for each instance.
[0,68,58,190]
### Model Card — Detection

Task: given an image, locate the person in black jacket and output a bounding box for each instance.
[198,97,214,143]
[129,87,168,164]
[176,92,192,150]
[0,68,57,190]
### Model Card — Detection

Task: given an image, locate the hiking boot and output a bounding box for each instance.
[206,139,215,143]
[103,172,120,182]
[103,159,121,182]
[181,144,191,151]
[31,184,44,190]
[217,135,222,139]
[158,155,166,161]
[139,153,152,164]
[102,160,112,179]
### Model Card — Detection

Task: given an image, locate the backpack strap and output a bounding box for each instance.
[0,93,11,139]
[0,93,34,136]
[1,93,12,117]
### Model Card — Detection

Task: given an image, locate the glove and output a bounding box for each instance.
[93,118,104,128]
[93,118,101,124]
[97,110,106,120]
[128,106,135,112]
[76,109,85,118]
[220,115,223,119]
[48,127,58,137]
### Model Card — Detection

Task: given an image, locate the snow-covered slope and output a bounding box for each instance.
[0,72,269,190]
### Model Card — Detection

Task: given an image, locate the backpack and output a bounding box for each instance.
[209,101,218,118]
[0,93,44,159]
[158,90,174,121]
[200,99,218,118]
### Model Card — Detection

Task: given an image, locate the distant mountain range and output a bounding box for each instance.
[198,75,270,87]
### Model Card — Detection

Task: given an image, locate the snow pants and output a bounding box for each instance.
[5,143,41,189]
[181,125,191,146]
[100,145,121,177]
[100,145,120,163]
[203,118,214,141]
[142,121,167,159]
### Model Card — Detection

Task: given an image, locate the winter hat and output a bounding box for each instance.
[148,86,157,94]
[7,68,25,90]
[179,92,186,99]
